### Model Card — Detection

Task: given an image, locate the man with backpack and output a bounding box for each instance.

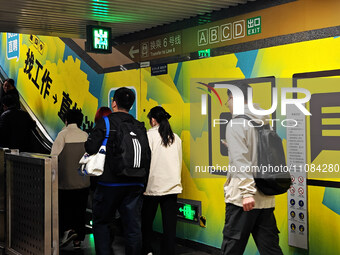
[85,87,151,255]
[221,83,283,255]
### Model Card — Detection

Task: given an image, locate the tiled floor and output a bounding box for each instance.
[60,233,214,255]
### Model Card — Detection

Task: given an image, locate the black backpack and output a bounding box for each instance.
[111,118,151,178]
[234,115,292,195]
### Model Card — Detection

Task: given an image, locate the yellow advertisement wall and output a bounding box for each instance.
[0,34,99,138]
[124,37,340,254]
[2,33,340,254]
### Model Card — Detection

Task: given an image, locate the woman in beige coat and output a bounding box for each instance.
[142,106,182,255]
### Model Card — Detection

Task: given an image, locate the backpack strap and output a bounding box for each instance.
[102,116,110,146]
[234,115,251,121]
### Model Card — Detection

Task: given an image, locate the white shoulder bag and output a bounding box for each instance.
[79,116,110,176]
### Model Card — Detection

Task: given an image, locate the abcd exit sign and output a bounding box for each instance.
[247,16,261,36]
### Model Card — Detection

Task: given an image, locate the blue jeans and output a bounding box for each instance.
[92,184,144,255]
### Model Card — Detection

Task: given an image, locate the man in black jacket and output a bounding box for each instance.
[0,94,36,151]
[85,87,151,255]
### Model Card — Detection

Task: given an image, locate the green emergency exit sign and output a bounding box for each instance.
[179,204,196,220]
[86,25,112,53]
[247,16,261,36]
[198,49,211,58]
[93,28,109,50]
[177,199,201,224]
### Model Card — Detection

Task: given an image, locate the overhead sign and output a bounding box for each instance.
[114,31,182,62]
[183,14,263,53]
[140,31,182,60]
[115,13,262,61]
[114,0,340,62]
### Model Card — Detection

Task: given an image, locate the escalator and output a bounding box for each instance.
[20,98,52,154]
[0,67,52,154]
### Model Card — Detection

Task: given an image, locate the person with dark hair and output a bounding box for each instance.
[51,109,90,249]
[0,94,36,151]
[142,106,182,255]
[85,87,151,255]
[112,87,135,112]
[0,78,20,114]
[3,79,16,92]
[221,83,283,254]
[65,108,84,127]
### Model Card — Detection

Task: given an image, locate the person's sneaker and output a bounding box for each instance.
[59,230,77,247]
[73,241,81,249]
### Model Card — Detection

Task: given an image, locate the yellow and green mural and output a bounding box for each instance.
[1,32,340,254]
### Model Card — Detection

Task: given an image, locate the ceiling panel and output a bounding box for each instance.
[0,0,255,39]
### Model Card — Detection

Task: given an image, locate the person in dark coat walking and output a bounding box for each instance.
[0,94,36,152]
[85,87,151,255]
[0,79,19,115]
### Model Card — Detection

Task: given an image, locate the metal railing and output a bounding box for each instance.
[4,152,58,255]
[0,149,7,253]
[0,148,18,253]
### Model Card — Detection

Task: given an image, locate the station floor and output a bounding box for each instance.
[59,233,214,255]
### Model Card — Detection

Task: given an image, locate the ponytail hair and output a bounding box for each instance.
[147,106,174,147]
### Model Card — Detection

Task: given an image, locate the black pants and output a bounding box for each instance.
[59,188,89,241]
[221,203,283,255]
[142,194,178,255]
[92,184,144,255]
